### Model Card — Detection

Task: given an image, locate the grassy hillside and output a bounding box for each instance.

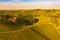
[0,9,60,40]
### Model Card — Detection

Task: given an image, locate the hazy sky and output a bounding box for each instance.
[0,0,58,2]
[0,0,60,10]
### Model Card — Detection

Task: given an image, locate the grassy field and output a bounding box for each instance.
[0,9,60,40]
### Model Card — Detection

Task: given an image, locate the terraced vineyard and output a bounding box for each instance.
[0,9,60,40]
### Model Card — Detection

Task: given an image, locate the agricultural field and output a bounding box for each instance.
[0,9,60,40]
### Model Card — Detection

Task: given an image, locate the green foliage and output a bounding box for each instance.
[16,14,38,26]
[0,10,38,27]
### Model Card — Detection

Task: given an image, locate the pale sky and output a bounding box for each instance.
[0,1,60,10]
